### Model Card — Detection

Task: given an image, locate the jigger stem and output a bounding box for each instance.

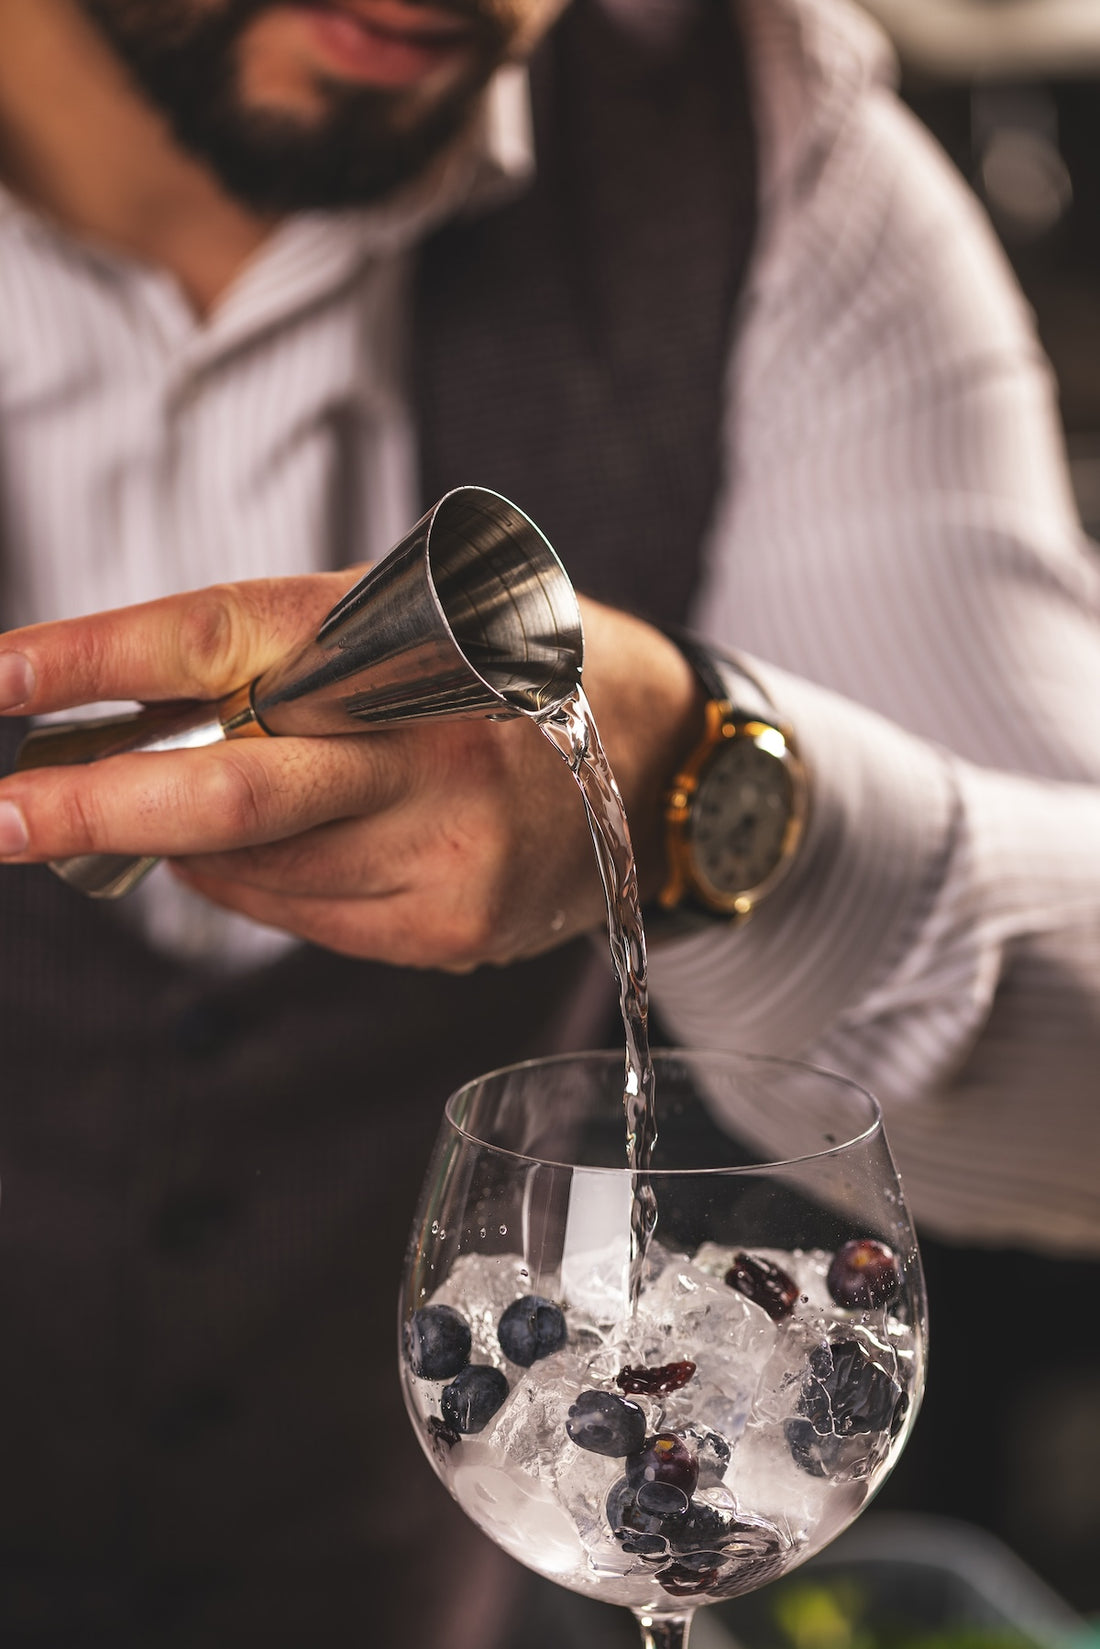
[15,684,271,897]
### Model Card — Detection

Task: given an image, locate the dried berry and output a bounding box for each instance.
[616,1361,696,1396]
[724,1251,800,1321]
[826,1239,901,1310]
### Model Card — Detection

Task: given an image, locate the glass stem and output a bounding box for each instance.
[634,1611,693,1649]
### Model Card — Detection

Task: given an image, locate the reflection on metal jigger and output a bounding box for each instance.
[16,487,585,899]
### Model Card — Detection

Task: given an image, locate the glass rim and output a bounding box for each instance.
[444,1045,884,1176]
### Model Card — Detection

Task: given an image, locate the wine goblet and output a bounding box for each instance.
[399,1048,927,1649]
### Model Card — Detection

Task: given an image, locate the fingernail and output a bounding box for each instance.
[0,652,35,710]
[0,801,29,855]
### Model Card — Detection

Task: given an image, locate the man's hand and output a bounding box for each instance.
[0,578,702,969]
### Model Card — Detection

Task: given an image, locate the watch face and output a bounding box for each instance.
[687,733,794,903]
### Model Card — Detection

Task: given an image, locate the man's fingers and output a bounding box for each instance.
[0,731,405,860]
[175,811,416,898]
[171,868,493,971]
[0,572,357,715]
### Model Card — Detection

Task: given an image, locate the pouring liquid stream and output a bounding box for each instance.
[537,687,658,1301]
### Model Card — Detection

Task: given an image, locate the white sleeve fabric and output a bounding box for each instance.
[648,0,1100,1256]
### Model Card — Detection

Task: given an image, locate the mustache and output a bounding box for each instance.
[206,0,511,43]
[80,0,520,210]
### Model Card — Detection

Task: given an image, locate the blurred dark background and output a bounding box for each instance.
[857,0,1100,541]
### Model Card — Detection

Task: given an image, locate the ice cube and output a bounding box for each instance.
[480,1362,581,1478]
[452,1452,585,1578]
[634,1258,778,1448]
[725,1415,834,1536]
[554,1434,635,1556]
[560,1171,634,1323]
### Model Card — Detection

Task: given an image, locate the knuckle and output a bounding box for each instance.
[193,754,272,843]
[173,586,249,694]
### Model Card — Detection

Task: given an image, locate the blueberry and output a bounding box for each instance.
[803,1340,902,1432]
[636,1479,691,1517]
[566,1390,646,1457]
[440,1364,509,1434]
[404,1305,471,1380]
[497,1295,567,1366]
[625,1434,699,1501]
[605,1477,669,1552]
[620,1532,670,1559]
[659,1518,786,1598]
[786,1338,903,1479]
[607,1472,784,1593]
[607,1478,719,1553]
[724,1251,800,1322]
[785,1418,888,1480]
[826,1239,901,1310]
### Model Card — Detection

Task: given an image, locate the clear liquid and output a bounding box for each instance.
[537,688,658,1289]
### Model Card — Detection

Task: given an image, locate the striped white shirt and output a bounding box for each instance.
[1,0,1098,1254]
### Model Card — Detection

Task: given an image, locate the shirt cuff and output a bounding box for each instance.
[647,655,959,1057]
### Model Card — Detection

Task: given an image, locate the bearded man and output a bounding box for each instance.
[0,0,1097,1643]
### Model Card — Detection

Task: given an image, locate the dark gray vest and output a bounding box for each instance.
[0,4,755,1643]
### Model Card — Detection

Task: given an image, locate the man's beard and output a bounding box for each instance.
[80,0,512,211]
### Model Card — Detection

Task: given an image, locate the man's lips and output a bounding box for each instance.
[328,0,479,40]
[289,1,483,87]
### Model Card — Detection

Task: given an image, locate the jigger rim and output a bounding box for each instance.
[421,484,585,716]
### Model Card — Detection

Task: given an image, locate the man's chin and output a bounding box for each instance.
[169,83,483,211]
[79,0,503,211]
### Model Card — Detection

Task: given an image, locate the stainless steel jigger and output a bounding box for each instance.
[15,486,585,899]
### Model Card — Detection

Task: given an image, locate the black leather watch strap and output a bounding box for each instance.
[661,627,779,724]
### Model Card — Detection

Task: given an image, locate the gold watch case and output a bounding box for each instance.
[659,698,808,921]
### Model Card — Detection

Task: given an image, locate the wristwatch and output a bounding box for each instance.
[657,636,808,927]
